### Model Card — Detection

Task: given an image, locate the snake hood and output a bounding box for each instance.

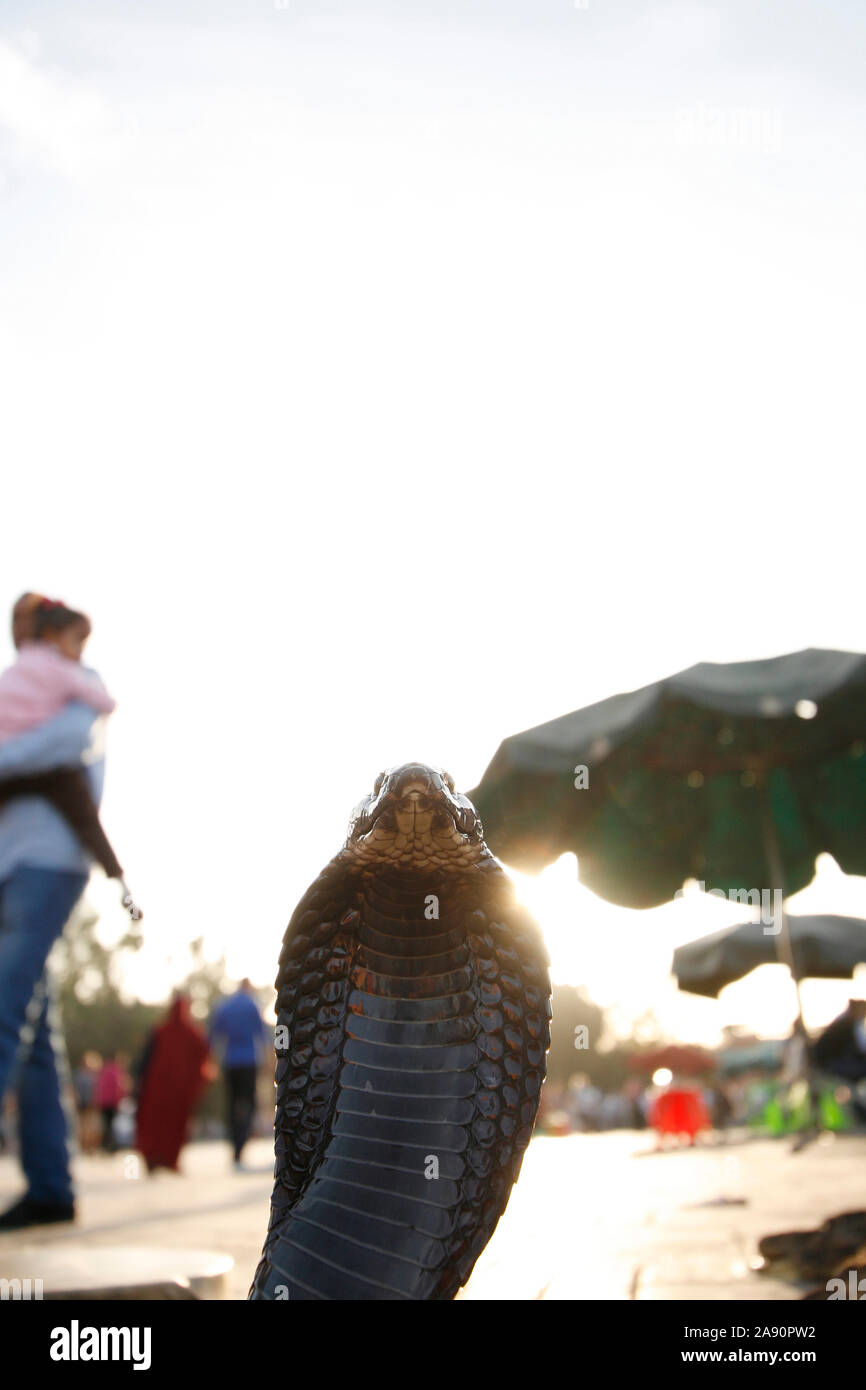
[250,763,551,1301]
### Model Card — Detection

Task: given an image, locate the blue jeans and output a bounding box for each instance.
[0,865,88,1205]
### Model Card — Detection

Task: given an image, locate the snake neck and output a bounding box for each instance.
[253,850,546,1301]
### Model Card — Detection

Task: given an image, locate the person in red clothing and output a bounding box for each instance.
[94,1053,129,1153]
[649,1076,710,1147]
[134,995,211,1173]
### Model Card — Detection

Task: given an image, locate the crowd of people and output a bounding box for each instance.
[538,1002,866,1148]
[132,980,268,1175]
[538,1075,733,1142]
[40,982,270,1193]
[9,978,271,1201]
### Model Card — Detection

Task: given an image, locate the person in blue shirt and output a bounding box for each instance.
[0,596,110,1228]
[209,979,268,1169]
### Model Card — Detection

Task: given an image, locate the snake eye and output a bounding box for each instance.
[373,771,386,796]
[441,770,455,792]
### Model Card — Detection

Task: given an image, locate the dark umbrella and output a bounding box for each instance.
[470,647,866,1025]
[673,914,866,999]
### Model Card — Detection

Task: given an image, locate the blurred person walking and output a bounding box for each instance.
[210,979,267,1170]
[0,593,118,1230]
[135,995,211,1173]
[73,1051,103,1153]
[94,1052,128,1153]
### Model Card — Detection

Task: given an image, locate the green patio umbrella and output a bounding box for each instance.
[470,648,866,1022]
[673,914,866,999]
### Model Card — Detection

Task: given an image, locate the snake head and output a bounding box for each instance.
[345,763,485,869]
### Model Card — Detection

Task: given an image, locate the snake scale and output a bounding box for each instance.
[249,763,551,1300]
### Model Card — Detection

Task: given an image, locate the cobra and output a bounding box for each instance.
[249,763,551,1300]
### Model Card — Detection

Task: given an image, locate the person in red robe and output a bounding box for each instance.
[134,995,211,1173]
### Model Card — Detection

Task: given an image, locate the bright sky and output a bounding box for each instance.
[1,0,864,1046]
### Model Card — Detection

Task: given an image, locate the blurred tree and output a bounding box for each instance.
[50,909,233,1116]
[184,936,229,1022]
[546,984,666,1090]
[546,984,604,1084]
[51,897,158,1068]
[179,937,231,1123]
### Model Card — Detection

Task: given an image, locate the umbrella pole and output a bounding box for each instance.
[758,777,805,1028]
[758,777,819,1144]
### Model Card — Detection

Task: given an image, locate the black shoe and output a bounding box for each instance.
[0,1196,75,1231]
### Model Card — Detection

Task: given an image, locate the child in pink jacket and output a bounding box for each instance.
[0,598,116,737]
[0,596,141,918]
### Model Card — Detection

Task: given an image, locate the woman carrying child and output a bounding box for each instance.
[0,592,128,1229]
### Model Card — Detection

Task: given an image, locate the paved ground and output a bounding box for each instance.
[1,1129,863,1299]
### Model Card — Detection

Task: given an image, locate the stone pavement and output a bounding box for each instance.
[1,1129,863,1299]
